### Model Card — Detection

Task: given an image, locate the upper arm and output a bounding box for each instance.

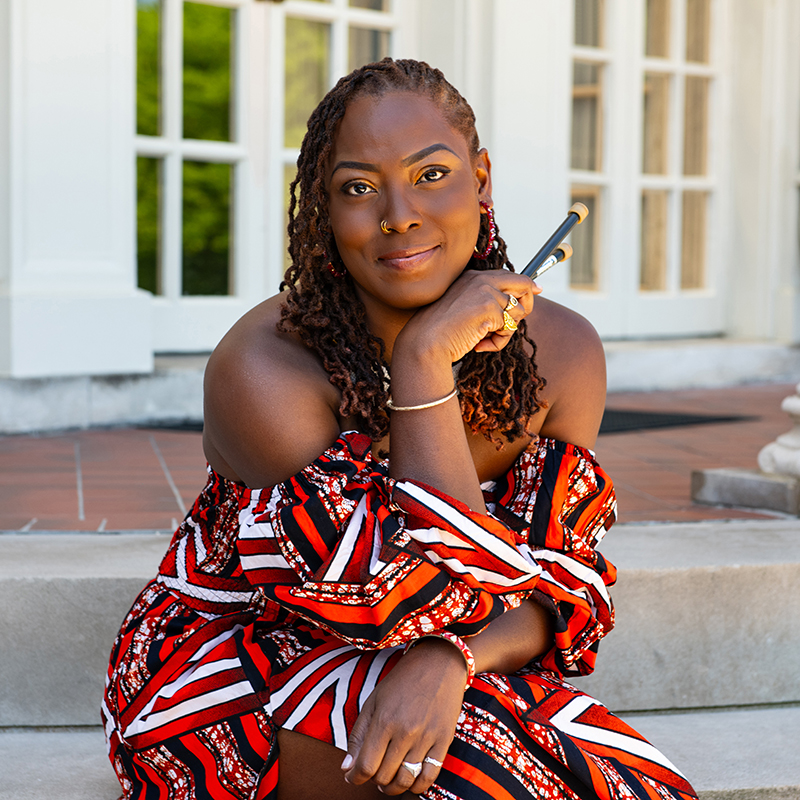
[202,305,342,488]
[528,299,607,450]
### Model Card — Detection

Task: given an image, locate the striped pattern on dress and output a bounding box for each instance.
[103,432,697,800]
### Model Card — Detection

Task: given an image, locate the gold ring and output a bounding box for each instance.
[380,220,392,234]
[502,310,518,332]
[504,294,518,311]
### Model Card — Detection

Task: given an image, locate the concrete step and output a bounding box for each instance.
[0,533,168,727]
[620,705,800,800]
[0,729,119,800]
[572,519,800,711]
[2,705,798,799]
[1,520,799,726]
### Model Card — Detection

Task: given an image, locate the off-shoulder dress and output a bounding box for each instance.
[103,432,697,800]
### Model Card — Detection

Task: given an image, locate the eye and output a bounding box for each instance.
[417,167,449,184]
[342,181,375,197]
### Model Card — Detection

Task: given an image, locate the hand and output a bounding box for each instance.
[394,270,541,367]
[340,640,467,795]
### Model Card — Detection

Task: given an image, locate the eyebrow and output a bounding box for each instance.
[330,143,461,177]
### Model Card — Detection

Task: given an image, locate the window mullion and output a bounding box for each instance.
[331,14,348,89]
[669,0,687,293]
[161,0,184,301]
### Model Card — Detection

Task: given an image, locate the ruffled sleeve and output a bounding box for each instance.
[235,431,617,676]
[489,437,617,675]
[235,432,543,648]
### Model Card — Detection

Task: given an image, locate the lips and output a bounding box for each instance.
[377,245,439,270]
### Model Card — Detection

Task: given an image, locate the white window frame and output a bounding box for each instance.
[136,0,402,353]
[264,0,400,285]
[137,0,270,352]
[550,0,727,340]
[569,34,612,294]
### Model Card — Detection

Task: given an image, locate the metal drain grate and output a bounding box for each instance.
[599,410,755,435]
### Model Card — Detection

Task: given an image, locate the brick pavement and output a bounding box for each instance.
[0,382,796,531]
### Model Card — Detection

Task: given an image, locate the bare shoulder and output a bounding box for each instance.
[202,293,342,488]
[525,296,607,449]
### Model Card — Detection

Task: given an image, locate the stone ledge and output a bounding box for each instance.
[2,523,800,724]
[2,341,798,433]
[0,729,119,800]
[2,705,799,800]
[0,354,207,435]
[604,340,800,393]
[621,706,800,799]
[691,468,800,515]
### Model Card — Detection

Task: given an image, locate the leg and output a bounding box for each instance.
[276,729,388,800]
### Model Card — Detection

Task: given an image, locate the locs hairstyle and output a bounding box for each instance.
[278,57,545,444]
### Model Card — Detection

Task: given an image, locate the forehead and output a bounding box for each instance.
[329,90,470,166]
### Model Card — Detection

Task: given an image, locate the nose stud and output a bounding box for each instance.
[380,220,392,235]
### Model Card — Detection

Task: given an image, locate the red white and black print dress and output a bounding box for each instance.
[103,432,698,800]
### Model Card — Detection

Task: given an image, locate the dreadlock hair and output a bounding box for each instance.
[278,57,546,445]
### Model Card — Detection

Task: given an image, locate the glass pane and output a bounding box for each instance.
[645,0,670,58]
[182,161,232,296]
[183,2,233,142]
[642,72,670,174]
[285,19,330,149]
[686,0,711,62]
[569,190,599,289]
[640,190,669,291]
[137,0,161,137]
[574,0,604,48]
[571,62,603,171]
[349,27,390,72]
[350,0,388,9]
[137,157,162,294]
[683,76,709,175]
[681,191,707,289]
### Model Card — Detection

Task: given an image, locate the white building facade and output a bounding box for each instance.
[0,0,798,387]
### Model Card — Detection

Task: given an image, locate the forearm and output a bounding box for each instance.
[468,599,553,674]
[411,599,553,679]
[388,347,486,511]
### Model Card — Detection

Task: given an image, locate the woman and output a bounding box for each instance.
[104,59,697,800]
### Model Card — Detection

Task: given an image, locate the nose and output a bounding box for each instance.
[380,184,422,234]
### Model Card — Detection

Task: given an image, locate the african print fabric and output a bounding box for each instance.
[103,432,697,800]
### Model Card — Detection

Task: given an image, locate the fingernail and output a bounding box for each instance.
[341,754,353,770]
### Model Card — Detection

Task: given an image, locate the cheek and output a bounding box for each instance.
[447,202,481,254]
[329,208,370,255]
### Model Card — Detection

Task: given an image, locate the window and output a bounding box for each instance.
[569,0,607,291]
[639,0,714,292]
[136,0,244,299]
[279,1,394,269]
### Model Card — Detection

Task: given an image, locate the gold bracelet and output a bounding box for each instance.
[386,385,458,412]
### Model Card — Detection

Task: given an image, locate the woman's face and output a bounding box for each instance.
[326,90,492,319]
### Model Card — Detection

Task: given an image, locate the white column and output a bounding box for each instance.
[0,0,152,378]
[726,0,800,344]
[485,0,572,272]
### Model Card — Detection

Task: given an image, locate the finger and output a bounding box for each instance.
[369,736,417,792]
[410,753,446,796]
[490,272,538,311]
[343,700,386,785]
[377,753,426,796]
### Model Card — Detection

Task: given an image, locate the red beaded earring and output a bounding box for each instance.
[473,202,497,260]
[326,261,346,278]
